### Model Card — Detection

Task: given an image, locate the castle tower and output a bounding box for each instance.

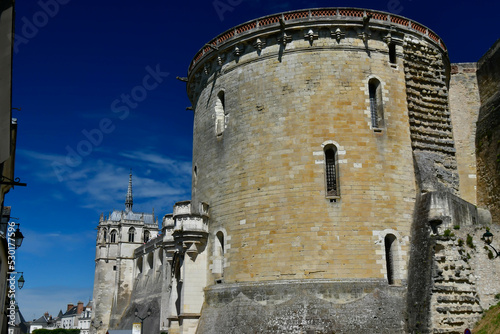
[185,8,461,333]
[91,172,159,334]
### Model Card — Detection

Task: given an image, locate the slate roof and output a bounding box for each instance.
[62,306,79,317]
[108,210,155,224]
[32,315,49,324]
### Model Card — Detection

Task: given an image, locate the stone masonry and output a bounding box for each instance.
[449,63,481,205]
[189,8,440,334]
[476,39,500,223]
[91,8,500,334]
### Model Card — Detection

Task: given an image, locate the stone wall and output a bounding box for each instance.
[449,63,481,204]
[197,280,406,334]
[90,9,500,334]
[429,223,500,334]
[407,192,482,334]
[406,191,499,334]
[92,207,159,334]
[476,39,500,223]
[402,36,458,194]
[189,11,422,287]
[187,8,449,334]
[116,239,165,334]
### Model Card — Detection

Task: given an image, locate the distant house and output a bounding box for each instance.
[29,312,57,333]
[60,301,92,333]
[29,301,92,333]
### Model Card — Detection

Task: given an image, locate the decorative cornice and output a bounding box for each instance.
[304,29,318,44]
[277,32,292,46]
[188,7,447,76]
[357,30,371,43]
[253,38,266,51]
[233,45,243,57]
[383,31,393,45]
[331,28,345,43]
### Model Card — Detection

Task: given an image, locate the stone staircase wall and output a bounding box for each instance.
[430,234,482,333]
[406,192,496,334]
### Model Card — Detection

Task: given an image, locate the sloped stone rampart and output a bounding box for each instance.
[197,279,406,334]
[403,37,458,194]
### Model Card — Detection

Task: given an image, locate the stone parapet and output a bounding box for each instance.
[188,7,446,76]
[173,200,192,217]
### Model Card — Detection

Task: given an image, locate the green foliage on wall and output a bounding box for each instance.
[466,234,475,249]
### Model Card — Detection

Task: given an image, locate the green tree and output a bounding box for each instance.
[33,329,80,334]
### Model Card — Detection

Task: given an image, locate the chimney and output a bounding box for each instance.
[67,303,74,312]
[77,301,84,314]
[44,312,49,319]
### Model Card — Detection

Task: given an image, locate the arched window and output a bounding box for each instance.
[388,43,396,64]
[144,230,150,243]
[324,145,339,197]
[368,78,384,129]
[110,230,117,243]
[215,90,226,136]
[385,234,397,285]
[214,231,226,279]
[128,227,135,242]
[102,228,107,243]
[216,231,225,256]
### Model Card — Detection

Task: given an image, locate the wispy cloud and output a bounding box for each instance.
[17,149,192,212]
[119,151,192,175]
[20,228,96,257]
[17,287,93,322]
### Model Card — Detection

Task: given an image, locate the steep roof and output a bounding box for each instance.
[62,306,79,317]
[32,315,49,324]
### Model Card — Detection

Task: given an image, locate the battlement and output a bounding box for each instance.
[188,7,446,79]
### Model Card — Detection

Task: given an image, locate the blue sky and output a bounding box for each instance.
[7,0,499,321]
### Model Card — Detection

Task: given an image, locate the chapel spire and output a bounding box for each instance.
[125,169,133,213]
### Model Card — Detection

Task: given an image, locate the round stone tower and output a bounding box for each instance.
[187,8,453,333]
